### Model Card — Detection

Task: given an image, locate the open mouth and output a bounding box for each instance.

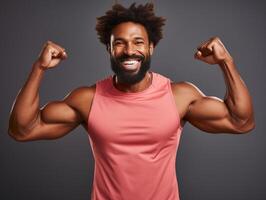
[120,58,142,71]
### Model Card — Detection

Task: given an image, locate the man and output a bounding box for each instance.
[8,2,255,200]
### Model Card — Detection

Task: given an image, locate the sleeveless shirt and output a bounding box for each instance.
[87,71,183,200]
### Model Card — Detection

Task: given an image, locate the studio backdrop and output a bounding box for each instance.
[1,0,265,200]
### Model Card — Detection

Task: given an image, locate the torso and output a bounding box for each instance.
[71,81,192,132]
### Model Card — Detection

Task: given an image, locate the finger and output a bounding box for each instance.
[50,48,60,57]
[40,47,52,67]
[198,45,213,57]
[59,51,68,59]
[51,41,65,53]
[52,48,67,59]
[46,40,66,55]
[204,40,217,55]
[205,44,213,54]
[198,41,213,52]
[194,51,215,64]
[194,50,202,59]
[197,39,212,51]
[49,57,61,67]
[195,49,211,60]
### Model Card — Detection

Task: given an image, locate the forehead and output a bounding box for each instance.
[110,21,149,41]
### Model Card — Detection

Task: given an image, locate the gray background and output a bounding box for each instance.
[1,0,265,199]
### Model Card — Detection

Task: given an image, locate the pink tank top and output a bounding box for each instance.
[87,71,183,200]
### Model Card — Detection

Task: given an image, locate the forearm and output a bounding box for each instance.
[219,59,254,125]
[9,61,45,133]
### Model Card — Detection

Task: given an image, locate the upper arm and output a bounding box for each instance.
[181,82,251,134]
[10,87,89,142]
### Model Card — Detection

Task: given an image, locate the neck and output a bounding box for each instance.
[113,71,152,93]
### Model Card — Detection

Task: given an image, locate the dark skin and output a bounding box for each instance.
[8,22,255,142]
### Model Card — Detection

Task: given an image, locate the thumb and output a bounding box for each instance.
[194,50,217,64]
[40,47,52,67]
[194,50,202,60]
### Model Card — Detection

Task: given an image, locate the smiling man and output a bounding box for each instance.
[8,3,255,200]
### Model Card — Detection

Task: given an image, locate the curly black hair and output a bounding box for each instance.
[95,2,166,48]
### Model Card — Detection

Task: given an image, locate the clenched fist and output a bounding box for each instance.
[35,40,67,70]
[194,37,233,65]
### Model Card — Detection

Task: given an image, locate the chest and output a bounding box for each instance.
[87,93,181,146]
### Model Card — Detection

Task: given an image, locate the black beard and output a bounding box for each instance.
[110,54,151,85]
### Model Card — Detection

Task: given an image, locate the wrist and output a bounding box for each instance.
[219,56,234,66]
[33,60,48,72]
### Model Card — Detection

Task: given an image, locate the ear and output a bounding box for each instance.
[149,42,154,55]
[106,44,111,53]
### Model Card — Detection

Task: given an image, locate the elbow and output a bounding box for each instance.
[243,121,255,133]
[8,127,29,142]
[234,118,256,134]
[8,117,31,142]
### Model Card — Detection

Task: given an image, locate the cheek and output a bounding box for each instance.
[137,49,149,58]
[136,45,150,55]
[111,47,123,57]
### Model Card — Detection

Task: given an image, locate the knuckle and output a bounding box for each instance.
[46,40,52,45]
[47,46,53,51]
[49,48,57,54]
[213,36,219,41]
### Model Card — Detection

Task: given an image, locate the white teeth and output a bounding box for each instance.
[121,59,140,71]
[123,60,138,65]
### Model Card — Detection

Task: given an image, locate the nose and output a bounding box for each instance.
[123,43,136,56]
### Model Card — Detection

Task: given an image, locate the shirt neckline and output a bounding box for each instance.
[109,71,155,96]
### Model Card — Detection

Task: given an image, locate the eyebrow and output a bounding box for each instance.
[134,37,144,40]
[113,37,145,42]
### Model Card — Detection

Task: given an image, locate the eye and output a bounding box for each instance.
[114,41,124,46]
[135,41,144,45]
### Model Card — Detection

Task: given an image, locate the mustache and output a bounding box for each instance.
[116,54,145,62]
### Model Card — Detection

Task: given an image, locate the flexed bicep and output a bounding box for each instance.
[180,81,250,134]
[9,101,82,142]
[185,95,239,133]
[8,87,89,142]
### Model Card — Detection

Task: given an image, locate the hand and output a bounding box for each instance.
[194,37,233,65]
[35,40,67,70]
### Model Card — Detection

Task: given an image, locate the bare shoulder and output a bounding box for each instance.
[63,84,96,106]
[170,81,206,125]
[63,84,96,123]
[171,81,205,101]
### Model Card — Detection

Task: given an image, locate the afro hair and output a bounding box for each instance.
[95,2,166,48]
